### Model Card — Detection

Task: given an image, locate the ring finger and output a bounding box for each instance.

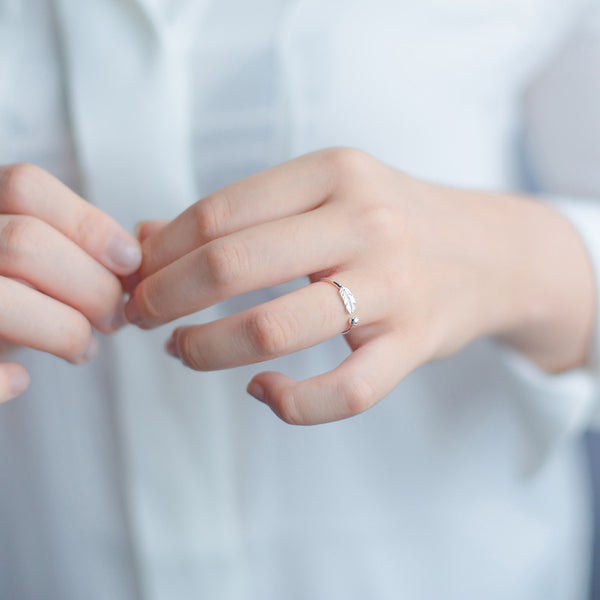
[165,273,384,371]
[0,276,97,364]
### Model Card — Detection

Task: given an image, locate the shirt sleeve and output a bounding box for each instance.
[514,0,600,475]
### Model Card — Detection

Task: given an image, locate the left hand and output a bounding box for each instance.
[125,148,595,424]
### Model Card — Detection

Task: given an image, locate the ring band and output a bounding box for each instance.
[320,279,359,334]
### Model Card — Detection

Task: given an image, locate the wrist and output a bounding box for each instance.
[494,196,595,373]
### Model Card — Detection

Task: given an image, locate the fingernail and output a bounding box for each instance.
[247,381,265,403]
[106,236,142,271]
[125,299,142,326]
[164,331,180,358]
[111,305,128,331]
[84,337,100,361]
[9,372,30,398]
[124,299,154,330]
[74,337,99,365]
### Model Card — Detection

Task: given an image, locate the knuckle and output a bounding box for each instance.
[245,310,295,358]
[356,204,397,241]
[0,216,39,262]
[322,147,372,182]
[193,193,231,241]
[203,241,247,287]
[341,377,377,416]
[0,163,42,209]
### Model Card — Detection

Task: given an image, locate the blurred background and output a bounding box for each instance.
[586,433,600,598]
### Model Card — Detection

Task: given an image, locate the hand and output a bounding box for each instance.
[0,163,142,403]
[126,149,595,424]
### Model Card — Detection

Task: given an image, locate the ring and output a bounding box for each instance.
[320,279,359,334]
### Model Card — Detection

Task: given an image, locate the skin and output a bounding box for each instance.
[0,163,142,402]
[123,148,596,425]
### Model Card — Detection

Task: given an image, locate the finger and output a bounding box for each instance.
[135,219,170,243]
[246,335,412,425]
[0,276,98,364]
[139,149,341,278]
[127,204,357,327]
[0,163,141,274]
[0,215,126,332]
[0,339,18,357]
[0,362,30,404]
[165,276,382,370]
[121,219,171,293]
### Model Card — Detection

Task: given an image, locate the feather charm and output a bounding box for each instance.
[338,285,356,315]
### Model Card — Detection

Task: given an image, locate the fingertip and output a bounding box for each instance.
[109,302,129,333]
[94,297,129,335]
[136,219,170,243]
[104,235,142,275]
[123,298,155,330]
[164,328,183,358]
[71,336,100,365]
[0,364,30,404]
[247,371,284,402]
[124,296,142,326]
[134,221,152,243]
[10,371,30,397]
[133,221,144,240]
[246,379,265,403]
[248,372,302,424]
[120,272,141,295]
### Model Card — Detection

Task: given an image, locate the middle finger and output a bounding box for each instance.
[126,205,358,327]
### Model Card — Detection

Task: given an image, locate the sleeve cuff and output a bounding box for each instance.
[548,196,600,387]
[500,197,600,475]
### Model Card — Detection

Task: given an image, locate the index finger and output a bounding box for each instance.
[0,164,142,275]
[138,149,349,279]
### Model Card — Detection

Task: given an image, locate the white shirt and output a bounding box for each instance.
[0,0,599,598]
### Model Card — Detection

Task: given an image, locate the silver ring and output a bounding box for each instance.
[320,279,359,335]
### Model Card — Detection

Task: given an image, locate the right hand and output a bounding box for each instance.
[0,163,142,403]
